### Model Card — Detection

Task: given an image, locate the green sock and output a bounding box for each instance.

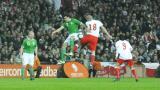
[60,48,66,61]
[28,67,34,78]
[21,68,25,79]
[70,39,74,53]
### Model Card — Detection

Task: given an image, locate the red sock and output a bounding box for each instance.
[132,69,138,80]
[115,68,120,79]
[90,55,95,65]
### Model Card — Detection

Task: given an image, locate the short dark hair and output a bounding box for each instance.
[119,34,126,40]
[83,11,92,16]
[84,12,91,16]
[63,12,72,18]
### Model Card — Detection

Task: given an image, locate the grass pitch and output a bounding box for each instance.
[0,78,159,90]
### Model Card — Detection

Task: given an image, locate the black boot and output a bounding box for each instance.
[35,66,42,78]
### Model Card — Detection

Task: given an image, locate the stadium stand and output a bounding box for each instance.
[0,0,160,64]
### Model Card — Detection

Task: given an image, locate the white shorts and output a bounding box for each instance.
[64,33,80,45]
[22,53,34,66]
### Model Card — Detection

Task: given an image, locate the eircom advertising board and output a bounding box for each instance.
[0,64,60,78]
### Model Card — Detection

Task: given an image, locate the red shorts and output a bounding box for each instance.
[117,59,134,67]
[80,35,98,51]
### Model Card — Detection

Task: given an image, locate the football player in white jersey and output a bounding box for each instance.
[80,13,112,66]
[114,34,138,82]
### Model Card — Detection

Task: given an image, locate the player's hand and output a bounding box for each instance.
[35,54,38,59]
[85,28,91,33]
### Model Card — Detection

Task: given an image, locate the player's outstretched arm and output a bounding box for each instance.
[80,22,86,29]
[100,26,112,40]
[52,26,64,35]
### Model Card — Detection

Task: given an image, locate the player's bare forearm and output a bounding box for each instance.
[20,47,23,58]
[52,26,64,35]
[52,29,61,35]
[80,22,86,29]
[101,26,112,39]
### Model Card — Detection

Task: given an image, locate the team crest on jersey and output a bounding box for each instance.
[27,40,35,46]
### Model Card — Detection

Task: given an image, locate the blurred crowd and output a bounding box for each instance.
[0,0,160,64]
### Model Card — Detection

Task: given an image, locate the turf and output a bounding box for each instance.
[0,78,159,90]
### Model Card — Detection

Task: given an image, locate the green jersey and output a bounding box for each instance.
[22,37,37,53]
[63,18,81,34]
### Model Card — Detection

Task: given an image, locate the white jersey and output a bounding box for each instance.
[86,20,103,37]
[115,40,133,60]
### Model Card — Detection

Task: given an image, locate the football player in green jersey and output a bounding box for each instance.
[52,13,85,64]
[20,31,38,80]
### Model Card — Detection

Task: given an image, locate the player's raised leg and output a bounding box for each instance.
[60,43,67,63]
[90,51,95,65]
[70,37,74,55]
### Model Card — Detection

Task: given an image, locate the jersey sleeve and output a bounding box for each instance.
[72,18,81,25]
[62,23,67,28]
[98,21,103,27]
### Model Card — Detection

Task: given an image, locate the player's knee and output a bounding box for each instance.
[130,66,135,70]
[115,63,121,68]
[115,65,120,69]
[91,51,95,55]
